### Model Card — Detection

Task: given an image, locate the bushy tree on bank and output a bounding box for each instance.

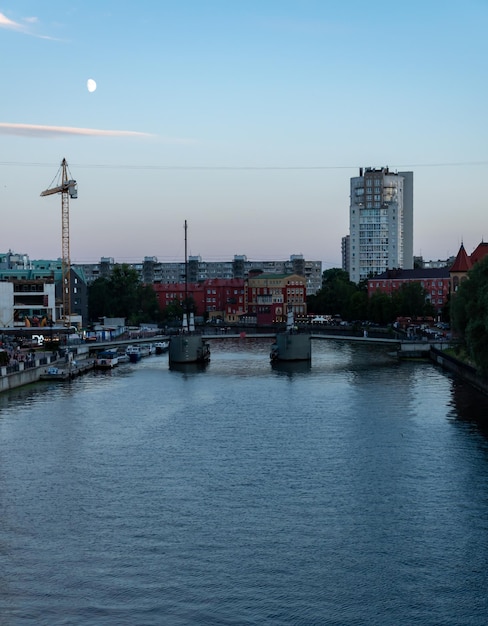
[307,269,363,320]
[451,255,488,375]
[307,268,435,324]
[393,282,436,319]
[88,264,161,326]
[160,296,197,326]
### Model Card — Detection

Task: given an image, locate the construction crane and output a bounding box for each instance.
[40,158,77,325]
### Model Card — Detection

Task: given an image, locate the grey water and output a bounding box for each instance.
[1,338,487,625]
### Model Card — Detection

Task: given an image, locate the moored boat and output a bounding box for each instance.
[126,344,153,362]
[116,351,130,363]
[95,350,119,369]
[126,345,142,362]
[155,341,169,354]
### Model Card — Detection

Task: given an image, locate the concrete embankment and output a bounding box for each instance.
[430,346,488,395]
[0,345,93,393]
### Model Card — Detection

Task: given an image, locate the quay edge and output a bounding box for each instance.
[429,346,488,396]
[0,345,93,393]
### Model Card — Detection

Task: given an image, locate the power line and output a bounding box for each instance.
[1,160,488,171]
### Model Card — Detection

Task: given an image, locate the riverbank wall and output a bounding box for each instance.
[0,346,92,393]
[1,355,57,392]
[430,346,488,395]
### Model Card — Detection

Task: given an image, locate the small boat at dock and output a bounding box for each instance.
[126,345,142,362]
[155,341,169,354]
[116,351,130,363]
[95,350,119,369]
[126,344,154,362]
[40,360,95,380]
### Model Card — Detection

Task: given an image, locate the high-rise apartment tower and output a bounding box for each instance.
[349,166,413,284]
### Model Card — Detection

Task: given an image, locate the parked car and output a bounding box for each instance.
[310,316,330,324]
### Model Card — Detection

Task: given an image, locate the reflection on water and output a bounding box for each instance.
[449,378,488,439]
[271,360,312,377]
[0,339,488,625]
[169,361,209,375]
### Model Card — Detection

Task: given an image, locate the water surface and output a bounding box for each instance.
[1,339,487,624]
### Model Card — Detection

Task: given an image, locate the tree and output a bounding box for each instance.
[88,264,161,326]
[349,290,368,321]
[109,265,141,321]
[451,255,488,375]
[162,299,184,324]
[392,282,434,318]
[368,292,395,325]
[88,277,112,323]
[308,268,359,319]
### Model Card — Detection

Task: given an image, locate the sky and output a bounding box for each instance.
[1,1,487,269]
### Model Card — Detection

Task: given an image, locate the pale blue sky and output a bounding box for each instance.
[1,1,487,268]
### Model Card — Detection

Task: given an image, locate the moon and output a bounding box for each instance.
[87,78,97,93]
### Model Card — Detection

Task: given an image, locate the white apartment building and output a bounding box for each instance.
[349,167,413,284]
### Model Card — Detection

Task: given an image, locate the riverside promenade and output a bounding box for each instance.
[0,345,94,393]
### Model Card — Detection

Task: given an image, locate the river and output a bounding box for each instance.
[0,338,487,625]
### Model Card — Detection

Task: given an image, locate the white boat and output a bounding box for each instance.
[117,352,130,363]
[95,350,119,369]
[126,344,153,362]
[126,345,142,362]
[155,341,169,354]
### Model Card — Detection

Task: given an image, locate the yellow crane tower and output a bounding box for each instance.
[40,158,78,325]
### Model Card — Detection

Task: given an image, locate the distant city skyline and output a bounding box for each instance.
[1,1,487,268]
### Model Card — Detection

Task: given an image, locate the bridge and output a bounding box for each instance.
[87,330,451,359]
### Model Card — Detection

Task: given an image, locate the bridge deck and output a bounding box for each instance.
[89,332,450,357]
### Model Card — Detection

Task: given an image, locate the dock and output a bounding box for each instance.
[39,359,95,381]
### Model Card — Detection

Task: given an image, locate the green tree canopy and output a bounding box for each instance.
[88,264,161,326]
[367,292,395,325]
[308,268,445,327]
[349,290,368,321]
[451,255,488,375]
[308,268,359,319]
[392,282,435,319]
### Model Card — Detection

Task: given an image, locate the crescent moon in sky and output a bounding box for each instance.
[87,79,97,93]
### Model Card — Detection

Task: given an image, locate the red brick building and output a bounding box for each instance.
[367,242,488,316]
[153,282,206,316]
[367,268,450,314]
[247,273,307,325]
[154,274,307,325]
[450,241,488,293]
[203,278,247,322]
[153,278,246,322]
